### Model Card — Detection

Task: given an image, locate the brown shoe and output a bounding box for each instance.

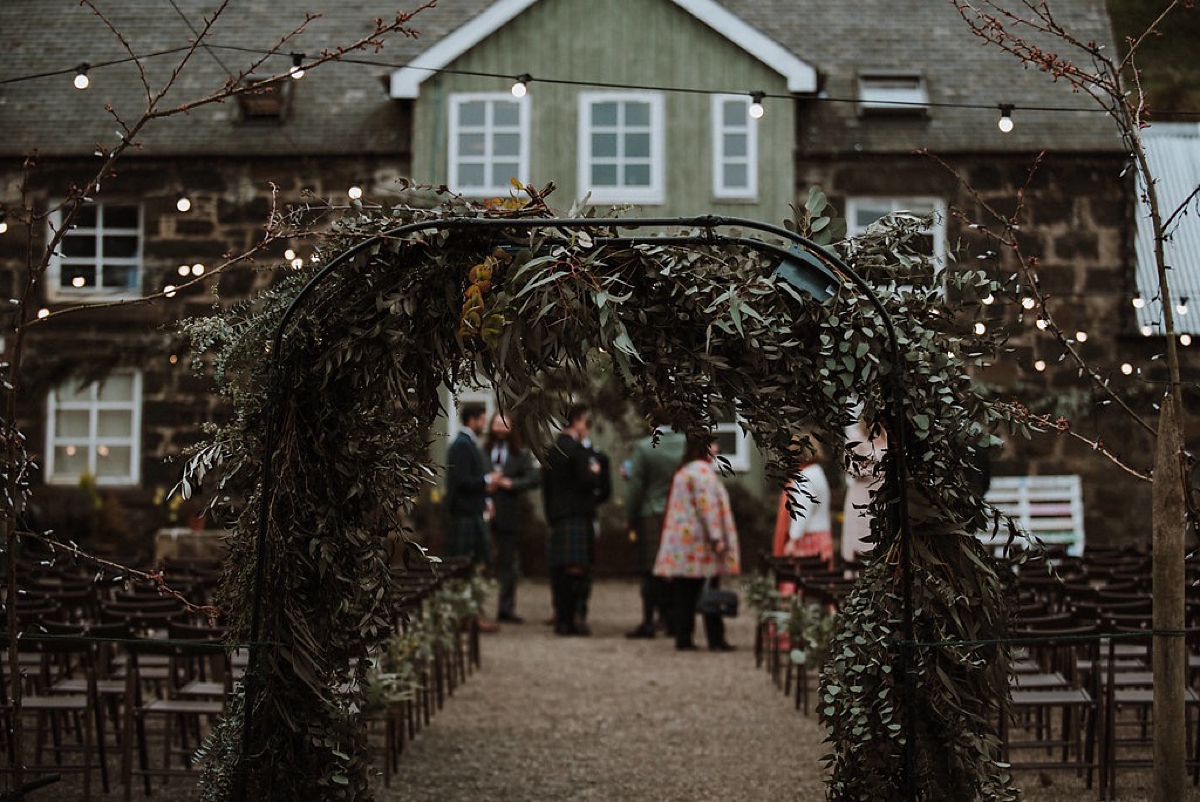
[476,618,500,633]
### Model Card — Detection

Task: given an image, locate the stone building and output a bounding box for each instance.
[0,0,1191,562]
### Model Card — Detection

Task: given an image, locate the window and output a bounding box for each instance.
[711,95,758,200]
[445,387,496,442]
[857,73,929,116]
[578,92,664,204]
[45,372,142,486]
[48,203,142,301]
[846,197,946,289]
[448,94,530,196]
[714,419,752,473]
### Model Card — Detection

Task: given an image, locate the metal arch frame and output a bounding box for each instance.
[233,215,918,801]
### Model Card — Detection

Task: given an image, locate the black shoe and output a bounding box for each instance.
[709,642,736,652]
[498,613,525,624]
[625,624,655,639]
[554,623,576,636]
[676,643,698,651]
[574,622,592,636]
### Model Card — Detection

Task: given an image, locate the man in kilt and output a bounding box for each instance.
[542,404,605,636]
[444,404,503,630]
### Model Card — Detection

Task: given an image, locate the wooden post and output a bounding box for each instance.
[1153,394,1186,802]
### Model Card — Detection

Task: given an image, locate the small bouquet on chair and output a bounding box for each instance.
[696,576,738,617]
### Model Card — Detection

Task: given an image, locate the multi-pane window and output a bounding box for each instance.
[846,197,946,288]
[857,74,929,116]
[712,95,758,199]
[448,94,529,196]
[578,92,664,204]
[49,203,142,300]
[713,418,752,473]
[46,372,142,485]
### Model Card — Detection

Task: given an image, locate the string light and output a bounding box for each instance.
[748,91,765,119]
[289,53,306,80]
[164,285,177,298]
[981,293,995,305]
[510,73,530,98]
[169,354,179,365]
[177,264,190,277]
[973,322,987,335]
[1033,359,1046,372]
[1141,325,1153,336]
[37,308,49,319]
[1131,292,1145,309]
[1035,318,1048,330]
[284,248,296,261]
[1075,330,1088,342]
[997,103,1014,133]
[1021,296,1036,310]
[191,263,205,276]
[1182,333,1193,346]
[291,257,304,269]
[1120,362,1134,375]
[347,185,363,200]
[0,208,7,235]
[1177,296,1189,315]
[71,276,86,287]
[175,196,192,212]
[73,63,90,90]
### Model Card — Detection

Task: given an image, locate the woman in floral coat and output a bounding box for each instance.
[653,433,740,651]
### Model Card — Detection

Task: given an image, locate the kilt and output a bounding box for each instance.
[547,516,595,568]
[445,514,492,566]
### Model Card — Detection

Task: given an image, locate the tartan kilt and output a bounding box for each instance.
[445,515,492,565]
[547,516,595,567]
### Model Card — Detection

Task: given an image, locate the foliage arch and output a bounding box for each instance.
[182,198,1023,800]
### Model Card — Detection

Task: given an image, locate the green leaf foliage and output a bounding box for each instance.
[180,194,1031,799]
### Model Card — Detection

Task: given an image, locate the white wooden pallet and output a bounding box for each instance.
[980,475,1085,557]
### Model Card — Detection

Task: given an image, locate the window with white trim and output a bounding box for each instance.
[45,372,142,486]
[446,387,497,442]
[714,419,752,473]
[48,203,142,301]
[846,197,946,289]
[448,93,530,196]
[857,73,929,116]
[578,92,664,205]
[712,95,758,200]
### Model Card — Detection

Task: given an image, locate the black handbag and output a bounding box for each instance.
[696,576,738,617]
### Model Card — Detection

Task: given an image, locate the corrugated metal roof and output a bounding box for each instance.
[1134,123,1200,336]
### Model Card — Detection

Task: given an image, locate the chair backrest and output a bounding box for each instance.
[1011,623,1102,686]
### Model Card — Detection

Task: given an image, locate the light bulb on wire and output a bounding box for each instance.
[1021,296,1036,310]
[289,53,306,80]
[997,104,1014,133]
[348,185,363,201]
[1131,292,1145,309]
[1033,359,1046,372]
[511,73,530,98]
[1182,333,1193,347]
[73,64,90,90]
[1075,330,1088,343]
[175,196,191,213]
[748,91,765,119]
[1120,362,1134,375]
[1177,296,1189,315]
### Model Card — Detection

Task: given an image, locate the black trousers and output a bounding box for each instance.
[550,564,590,632]
[668,576,725,648]
[637,572,672,630]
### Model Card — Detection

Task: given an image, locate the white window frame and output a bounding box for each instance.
[578,92,665,205]
[857,73,929,115]
[846,196,947,289]
[447,93,531,197]
[45,371,142,486]
[714,418,753,473]
[711,94,758,200]
[46,203,143,302]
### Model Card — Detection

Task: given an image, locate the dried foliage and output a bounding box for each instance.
[181,191,1032,798]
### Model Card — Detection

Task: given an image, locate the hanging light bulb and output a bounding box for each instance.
[164,285,177,298]
[511,73,531,98]
[1182,333,1193,347]
[997,103,1014,133]
[284,248,296,261]
[177,264,190,277]
[981,293,995,305]
[748,91,765,119]
[191,263,205,276]
[1021,296,1036,310]
[291,257,304,269]
[1035,318,1048,330]
[0,209,8,235]
[1075,330,1088,342]
[1120,362,1134,375]
[71,275,86,288]
[1131,292,1145,309]
[1177,296,1189,315]
[1140,324,1153,336]
[1033,359,1046,372]
[73,64,90,90]
[347,185,363,200]
[176,196,192,213]
[289,53,306,80]
[37,308,50,319]
[973,322,987,335]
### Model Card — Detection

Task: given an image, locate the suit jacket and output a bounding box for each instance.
[624,430,686,526]
[489,443,540,532]
[445,430,488,518]
[542,433,600,523]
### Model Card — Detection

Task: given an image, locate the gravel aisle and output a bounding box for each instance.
[379,578,827,802]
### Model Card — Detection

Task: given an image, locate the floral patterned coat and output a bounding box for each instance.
[653,459,741,579]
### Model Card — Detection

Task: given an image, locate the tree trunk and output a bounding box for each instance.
[1153,393,1186,802]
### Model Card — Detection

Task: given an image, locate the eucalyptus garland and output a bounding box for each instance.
[181,192,1028,799]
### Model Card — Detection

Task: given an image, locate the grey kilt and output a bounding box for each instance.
[547,516,595,567]
[445,514,492,565]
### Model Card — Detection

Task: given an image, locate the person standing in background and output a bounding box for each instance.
[624,413,685,638]
[654,433,740,652]
[444,403,503,631]
[542,404,604,636]
[841,419,886,564]
[773,437,833,587]
[486,412,540,624]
